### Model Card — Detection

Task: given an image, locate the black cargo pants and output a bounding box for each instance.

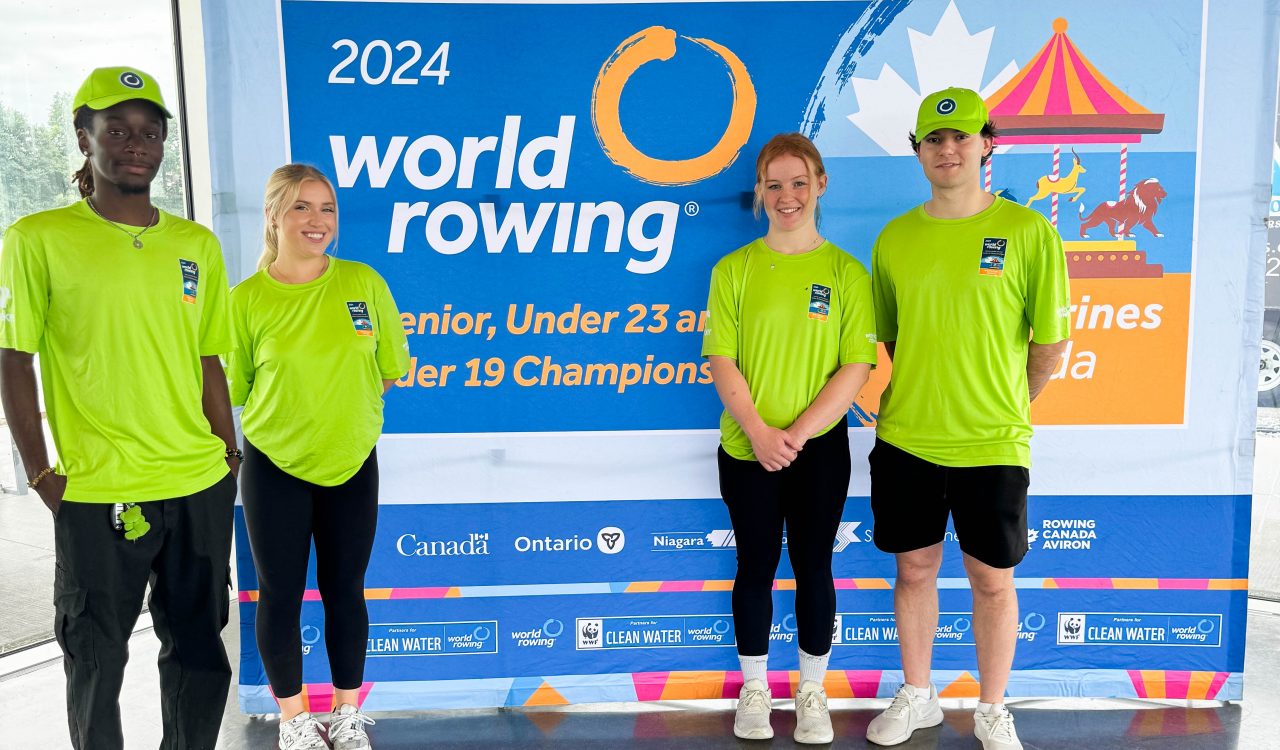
[53,471,237,750]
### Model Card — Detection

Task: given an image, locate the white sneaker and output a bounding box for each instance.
[865,683,943,746]
[793,680,834,744]
[733,679,774,740]
[279,712,329,750]
[974,705,1023,750]
[329,704,376,750]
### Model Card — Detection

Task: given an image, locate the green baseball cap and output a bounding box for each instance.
[915,87,987,137]
[73,67,172,118]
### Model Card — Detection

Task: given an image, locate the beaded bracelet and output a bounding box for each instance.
[27,467,55,489]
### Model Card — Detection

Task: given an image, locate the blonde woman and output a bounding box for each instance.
[228,164,410,750]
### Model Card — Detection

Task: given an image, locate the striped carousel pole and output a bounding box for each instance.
[1050,145,1061,227]
[1116,144,1130,236]
[984,160,992,192]
[1118,145,1129,200]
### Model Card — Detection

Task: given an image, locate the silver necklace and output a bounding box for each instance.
[87,198,157,249]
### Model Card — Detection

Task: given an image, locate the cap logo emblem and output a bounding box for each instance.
[119,72,144,89]
[935,97,956,115]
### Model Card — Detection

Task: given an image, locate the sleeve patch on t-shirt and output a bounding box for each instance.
[179,260,199,304]
[979,238,1007,277]
[808,283,831,321]
[347,301,374,336]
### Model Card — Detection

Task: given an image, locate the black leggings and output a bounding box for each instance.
[718,418,850,657]
[241,440,379,697]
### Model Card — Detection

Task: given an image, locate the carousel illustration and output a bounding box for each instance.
[984,18,1167,278]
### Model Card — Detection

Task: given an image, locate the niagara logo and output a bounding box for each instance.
[707,522,864,551]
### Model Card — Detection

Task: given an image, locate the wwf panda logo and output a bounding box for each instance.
[936,97,957,115]
[119,71,145,89]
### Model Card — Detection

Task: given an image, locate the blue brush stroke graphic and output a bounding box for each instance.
[801,0,912,137]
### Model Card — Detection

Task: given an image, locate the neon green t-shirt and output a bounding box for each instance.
[871,198,1071,468]
[228,258,411,486]
[0,201,233,502]
[701,239,877,461]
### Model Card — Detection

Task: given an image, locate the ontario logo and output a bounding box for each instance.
[514,526,625,554]
[591,26,756,186]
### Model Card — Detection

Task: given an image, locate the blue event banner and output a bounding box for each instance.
[233,494,1251,592]
[278,0,875,434]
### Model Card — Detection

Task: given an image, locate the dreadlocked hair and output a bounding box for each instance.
[72,107,95,198]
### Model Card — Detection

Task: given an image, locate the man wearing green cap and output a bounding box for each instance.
[863,88,1071,750]
[0,66,239,750]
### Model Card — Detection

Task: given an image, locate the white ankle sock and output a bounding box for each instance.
[907,683,932,699]
[977,701,1003,714]
[740,654,769,686]
[797,648,829,687]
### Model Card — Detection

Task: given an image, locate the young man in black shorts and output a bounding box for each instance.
[864,88,1071,750]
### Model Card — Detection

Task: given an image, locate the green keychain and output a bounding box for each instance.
[116,503,151,541]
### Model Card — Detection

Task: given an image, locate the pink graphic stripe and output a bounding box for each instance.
[1206,672,1229,699]
[1064,41,1126,114]
[989,40,1053,115]
[1127,670,1148,698]
[997,134,1143,145]
[1164,671,1192,699]
[1003,44,1055,115]
[631,672,669,702]
[235,578,1246,601]
[1045,37,1073,115]
[389,587,452,599]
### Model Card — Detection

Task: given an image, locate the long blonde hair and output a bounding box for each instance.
[258,164,338,272]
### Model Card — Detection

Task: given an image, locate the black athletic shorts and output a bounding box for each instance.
[868,438,1030,569]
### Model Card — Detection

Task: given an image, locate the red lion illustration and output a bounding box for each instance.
[1078,178,1168,239]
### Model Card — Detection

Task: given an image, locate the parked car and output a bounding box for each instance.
[1262,218,1280,408]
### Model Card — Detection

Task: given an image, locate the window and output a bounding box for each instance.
[0,0,188,655]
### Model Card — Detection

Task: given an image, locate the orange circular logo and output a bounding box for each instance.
[591,26,756,186]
